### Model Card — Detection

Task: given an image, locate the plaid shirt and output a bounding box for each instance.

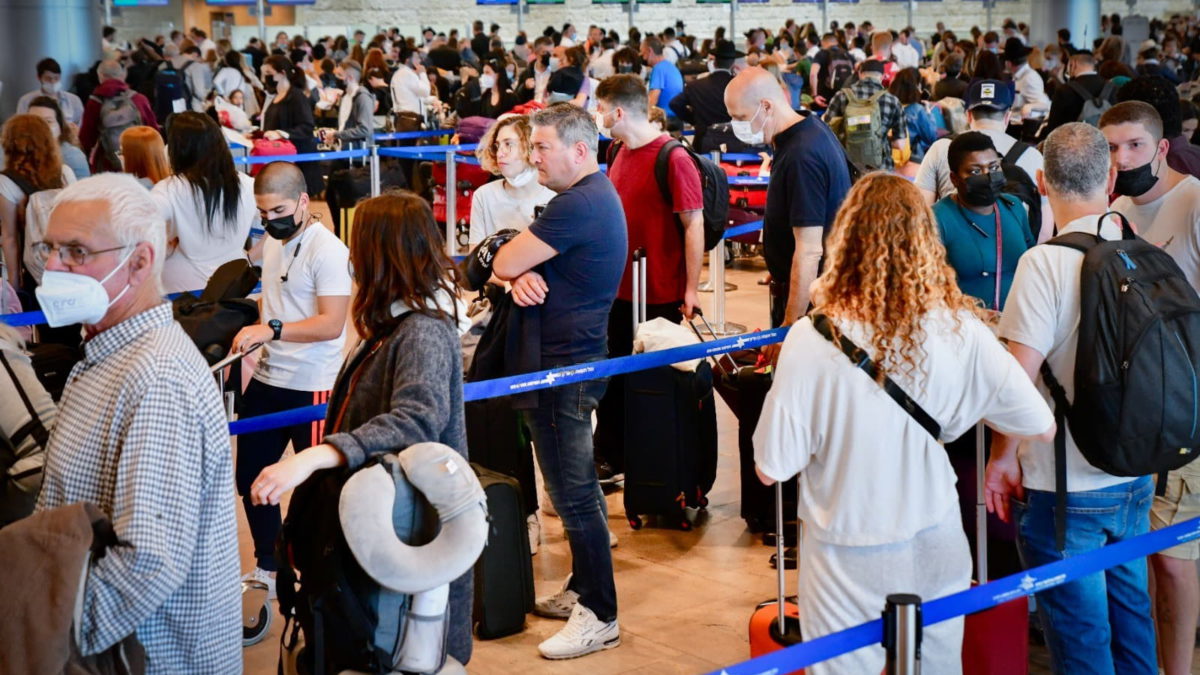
[825,77,907,170]
[37,303,241,674]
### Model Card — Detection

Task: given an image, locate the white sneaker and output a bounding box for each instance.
[527,513,541,555]
[241,567,277,600]
[538,602,620,660]
[533,575,580,619]
[609,529,618,548]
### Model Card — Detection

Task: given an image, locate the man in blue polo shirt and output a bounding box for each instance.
[493,102,627,661]
[725,67,851,349]
[642,36,684,124]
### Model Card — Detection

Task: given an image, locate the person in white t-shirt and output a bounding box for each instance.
[1102,101,1200,675]
[989,123,1158,673]
[151,112,256,294]
[754,172,1054,675]
[229,162,351,596]
[916,79,1053,241]
[469,115,556,246]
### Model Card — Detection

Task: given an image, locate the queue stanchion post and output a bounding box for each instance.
[700,149,737,295]
[369,144,381,198]
[707,243,746,336]
[445,149,457,257]
[883,594,922,675]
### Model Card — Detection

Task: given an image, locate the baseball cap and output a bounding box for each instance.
[965,79,1013,111]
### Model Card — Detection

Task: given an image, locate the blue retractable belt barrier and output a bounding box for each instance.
[232,149,371,165]
[724,221,764,240]
[703,514,1200,675]
[377,144,479,159]
[227,326,789,436]
[1,283,263,327]
[720,153,768,163]
[729,175,771,187]
[373,129,455,141]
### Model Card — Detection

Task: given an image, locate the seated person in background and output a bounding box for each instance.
[34,173,241,671]
[469,114,556,246]
[755,172,1054,675]
[932,131,1033,312]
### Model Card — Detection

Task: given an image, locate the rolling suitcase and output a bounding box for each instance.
[622,250,718,531]
[471,464,534,639]
[962,422,1029,674]
[747,481,805,674]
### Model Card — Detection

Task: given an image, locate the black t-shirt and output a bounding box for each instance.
[762,115,852,282]
[934,76,968,101]
[428,46,462,72]
[813,47,852,99]
[471,32,491,60]
[1043,72,1108,136]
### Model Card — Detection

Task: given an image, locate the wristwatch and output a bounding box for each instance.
[268,319,283,341]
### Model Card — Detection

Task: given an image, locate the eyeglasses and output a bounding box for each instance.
[31,242,129,267]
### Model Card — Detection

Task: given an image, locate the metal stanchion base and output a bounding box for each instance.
[698,280,738,293]
[706,321,746,337]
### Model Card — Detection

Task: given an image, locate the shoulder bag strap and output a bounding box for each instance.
[0,351,49,448]
[811,313,942,440]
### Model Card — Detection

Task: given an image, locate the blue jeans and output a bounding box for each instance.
[524,362,617,621]
[1013,476,1157,675]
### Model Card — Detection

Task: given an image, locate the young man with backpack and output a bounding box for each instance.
[592,74,705,482]
[916,79,1053,241]
[79,60,158,173]
[1041,52,1113,138]
[824,59,907,171]
[986,123,1161,673]
[1103,101,1200,675]
[808,33,854,111]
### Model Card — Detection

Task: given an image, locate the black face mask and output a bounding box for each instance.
[264,76,278,94]
[617,63,634,73]
[1113,157,1161,197]
[263,211,302,240]
[960,170,1007,207]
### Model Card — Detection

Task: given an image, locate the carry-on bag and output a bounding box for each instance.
[622,250,717,530]
[248,138,297,176]
[747,481,805,674]
[961,422,1029,675]
[472,464,535,639]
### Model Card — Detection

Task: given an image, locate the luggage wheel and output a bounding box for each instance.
[628,516,643,530]
[679,519,693,531]
[242,580,273,647]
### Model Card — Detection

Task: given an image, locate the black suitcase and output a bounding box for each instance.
[731,366,798,535]
[622,250,718,531]
[471,464,534,639]
[465,396,537,519]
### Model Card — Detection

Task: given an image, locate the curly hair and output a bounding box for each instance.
[476,114,534,175]
[810,172,984,382]
[0,114,63,191]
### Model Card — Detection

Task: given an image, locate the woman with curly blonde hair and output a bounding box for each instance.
[467,114,555,246]
[0,114,72,289]
[753,172,1055,675]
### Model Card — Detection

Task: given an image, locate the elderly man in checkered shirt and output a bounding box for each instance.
[33,173,241,673]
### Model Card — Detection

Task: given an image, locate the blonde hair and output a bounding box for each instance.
[811,173,984,381]
[120,126,170,185]
[476,115,534,175]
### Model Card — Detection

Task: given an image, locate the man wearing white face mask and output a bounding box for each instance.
[16,58,85,127]
[724,67,851,352]
[469,115,555,246]
[32,173,241,673]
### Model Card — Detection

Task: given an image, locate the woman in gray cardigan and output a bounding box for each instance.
[249,191,472,665]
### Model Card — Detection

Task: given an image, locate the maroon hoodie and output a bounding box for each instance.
[79,78,160,173]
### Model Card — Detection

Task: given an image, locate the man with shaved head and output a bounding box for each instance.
[230,161,351,595]
[724,67,850,346]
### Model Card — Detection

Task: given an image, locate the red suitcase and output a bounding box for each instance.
[248,138,297,176]
[727,206,764,246]
[747,482,805,675]
[962,423,1029,674]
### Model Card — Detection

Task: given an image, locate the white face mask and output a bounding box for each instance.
[41,80,60,95]
[506,66,516,80]
[507,167,537,187]
[594,110,612,138]
[478,74,496,90]
[548,56,561,71]
[731,103,765,145]
[36,247,134,327]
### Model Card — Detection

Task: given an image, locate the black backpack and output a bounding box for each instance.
[153,60,192,124]
[999,141,1043,241]
[824,49,855,95]
[608,139,730,251]
[1040,211,1200,549]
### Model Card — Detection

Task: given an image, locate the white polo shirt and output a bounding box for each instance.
[254,223,351,392]
[998,212,1136,493]
[1112,175,1200,291]
[754,309,1052,547]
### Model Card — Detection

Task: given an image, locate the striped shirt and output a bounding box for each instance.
[36,303,241,674]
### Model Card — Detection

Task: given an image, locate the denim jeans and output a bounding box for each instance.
[524,360,617,621]
[1013,475,1157,675]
